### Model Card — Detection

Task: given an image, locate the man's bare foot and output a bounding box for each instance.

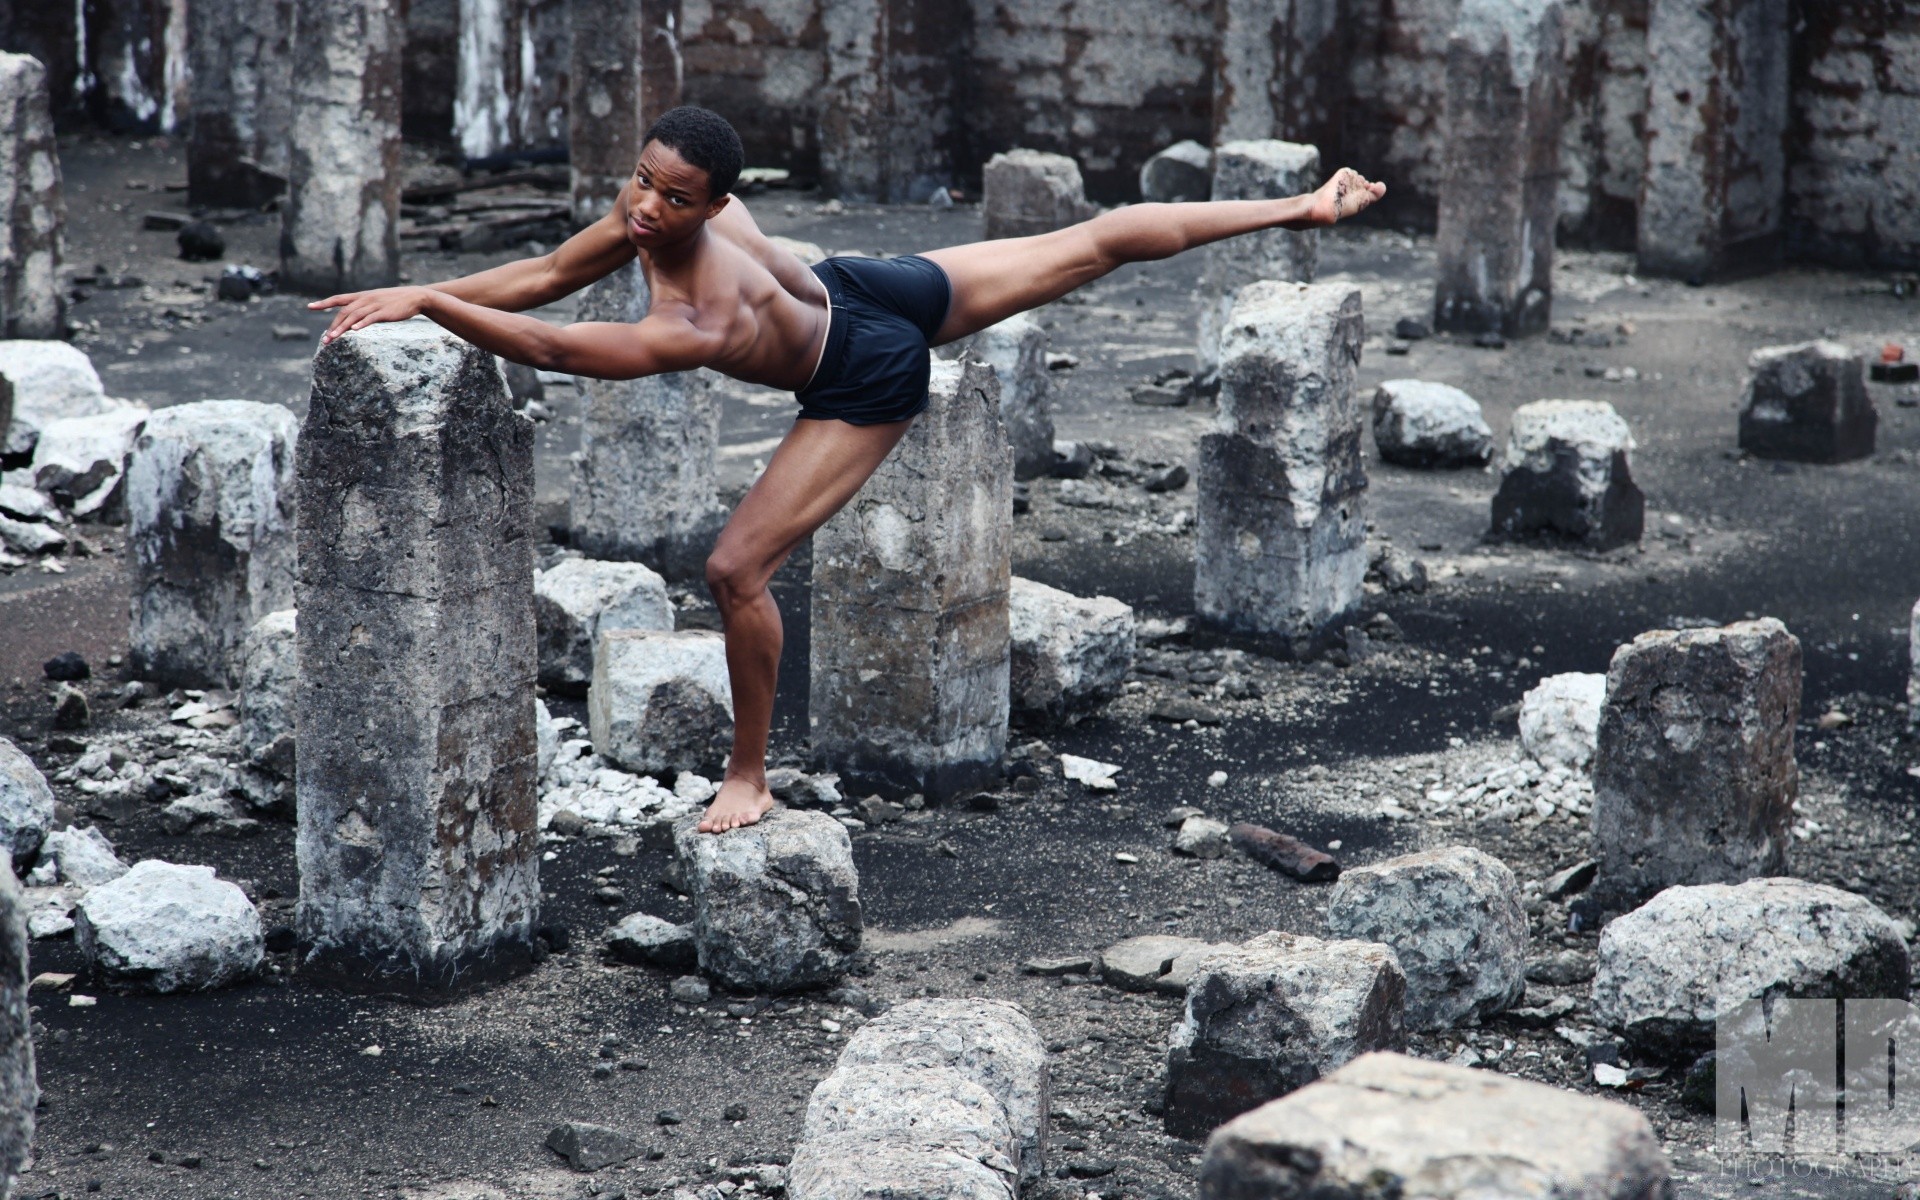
[697,774,776,833]
[1282,167,1388,230]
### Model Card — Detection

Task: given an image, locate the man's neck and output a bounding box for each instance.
[643,221,710,277]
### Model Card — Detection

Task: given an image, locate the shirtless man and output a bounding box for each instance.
[311,106,1386,836]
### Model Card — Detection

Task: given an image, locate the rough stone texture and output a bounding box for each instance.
[1007,576,1133,718]
[75,860,264,992]
[125,400,298,689]
[1139,139,1211,202]
[1165,931,1406,1139]
[1590,618,1801,915]
[982,149,1096,240]
[1489,398,1643,549]
[0,342,106,441]
[1432,0,1567,337]
[535,557,673,694]
[0,53,65,339]
[295,321,540,994]
[934,316,1055,481]
[40,825,127,889]
[671,807,861,992]
[29,406,149,521]
[545,1120,643,1171]
[1212,0,1348,163]
[829,998,1049,1185]
[450,0,570,160]
[1197,1050,1674,1200]
[280,0,402,294]
[0,739,52,866]
[1100,934,1221,993]
[1195,141,1319,380]
[588,629,731,776]
[604,910,695,969]
[1370,379,1494,467]
[569,0,681,224]
[1912,598,1920,730]
[1590,877,1912,1061]
[788,1131,1014,1200]
[0,855,31,1198]
[1194,281,1367,642]
[186,0,293,207]
[1637,0,1789,279]
[569,261,726,578]
[805,1063,1019,1177]
[1173,816,1232,859]
[1324,845,1529,1031]
[810,356,1012,802]
[1737,339,1876,464]
[1518,671,1607,770]
[400,0,457,141]
[817,0,966,205]
[239,608,297,769]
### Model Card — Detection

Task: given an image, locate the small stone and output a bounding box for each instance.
[177,221,225,261]
[1138,139,1212,202]
[723,1102,747,1121]
[1173,816,1231,859]
[1022,956,1094,976]
[606,913,696,970]
[51,684,89,730]
[655,1110,683,1126]
[545,1120,642,1171]
[1394,318,1431,340]
[1163,806,1204,828]
[1150,696,1221,725]
[42,652,88,682]
[669,975,711,1005]
[1143,463,1189,492]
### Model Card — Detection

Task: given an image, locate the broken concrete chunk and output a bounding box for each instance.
[30,406,149,522]
[589,629,732,776]
[1138,139,1211,203]
[0,55,65,340]
[983,149,1095,240]
[1172,816,1231,859]
[1371,380,1494,467]
[238,609,296,772]
[1490,399,1643,549]
[40,825,128,889]
[788,1130,1014,1200]
[0,856,33,1191]
[535,557,673,694]
[1196,141,1320,380]
[604,911,696,970]
[0,740,54,866]
[1517,672,1606,770]
[935,314,1055,481]
[1099,934,1218,992]
[1738,340,1876,464]
[545,1120,642,1171]
[804,1062,1019,1173]
[75,861,264,992]
[1007,576,1134,718]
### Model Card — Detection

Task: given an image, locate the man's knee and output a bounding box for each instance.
[704,541,767,608]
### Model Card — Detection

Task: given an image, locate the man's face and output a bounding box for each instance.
[624,141,725,249]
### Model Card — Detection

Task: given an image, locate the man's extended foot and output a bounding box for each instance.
[1288,167,1388,230]
[698,774,775,833]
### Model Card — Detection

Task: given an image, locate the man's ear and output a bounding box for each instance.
[705,193,732,221]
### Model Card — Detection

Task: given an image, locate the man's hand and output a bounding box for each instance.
[309,286,439,345]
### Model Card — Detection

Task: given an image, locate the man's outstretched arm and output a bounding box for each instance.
[383,288,719,379]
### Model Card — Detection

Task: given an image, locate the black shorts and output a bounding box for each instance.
[795,254,953,425]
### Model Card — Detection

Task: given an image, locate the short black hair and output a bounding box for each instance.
[642,106,744,199]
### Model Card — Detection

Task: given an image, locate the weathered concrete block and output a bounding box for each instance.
[983,149,1095,240]
[1432,0,1567,337]
[1165,930,1406,1139]
[1489,399,1643,549]
[29,406,148,522]
[788,1131,1014,1200]
[1737,340,1876,463]
[0,740,52,867]
[569,262,726,578]
[1197,1051,1674,1200]
[1638,0,1790,279]
[1370,379,1493,467]
[186,0,293,207]
[40,824,127,888]
[805,1063,1020,1177]
[1212,0,1348,158]
[935,317,1055,481]
[295,321,540,994]
[1007,576,1133,718]
[1911,598,1920,730]
[239,608,296,771]
[817,0,965,205]
[1591,877,1910,1061]
[1196,141,1320,380]
[75,860,264,992]
[810,356,1012,802]
[1139,139,1210,202]
[125,400,298,688]
[1194,281,1367,641]
[1325,845,1529,1031]
[535,557,673,694]
[605,910,695,969]
[588,629,731,776]
[1518,671,1606,770]
[1100,934,1224,993]
[0,856,31,1197]
[280,0,402,293]
[671,807,861,992]
[1591,618,1800,914]
[0,54,65,340]
[568,0,680,224]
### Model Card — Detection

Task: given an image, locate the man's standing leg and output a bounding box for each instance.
[699,415,916,833]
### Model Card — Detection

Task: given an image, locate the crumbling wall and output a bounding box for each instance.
[1557,0,1646,248]
[681,0,825,179]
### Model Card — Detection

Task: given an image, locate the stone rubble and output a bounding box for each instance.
[535,556,674,694]
[28,406,150,523]
[1099,934,1225,994]
[1195,141,1320,381]
[1137,140,1211,203]
[1171,816,1230,859]
[1737,339,1876,464]
[0,739,54,865]
[982,149,1096,240]
[1516,672,1606,770]
[1007,576,1134,719]
[1370,380,1494,467]
[35,825,128,889]
[75,860,264,992]
[1489,399,1643,550]
[588,629,732,776]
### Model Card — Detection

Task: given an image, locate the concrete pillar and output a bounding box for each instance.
[1195,140,1318,381]
[569,0,681,225]
[1432,0,1567,338]
[454,0,571,160]
[817,0,964,204]
[1590,618,1801,916]
[567,261,725,578]
[1637,0,1790,280]
[125,400,298,689]
[1194,281,1366,645]
[809,356,1012,803]
[403,0,459,142]
[294,321,540,994]
[0,54,66,340]
[280,0,402,295]
[188,0,294,207]
[934,312,1055,481]
[0,861,34,1200]
[1212,0,1349,159]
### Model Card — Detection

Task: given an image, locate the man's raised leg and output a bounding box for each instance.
[698,415,916,833]
[920,166,1386,345]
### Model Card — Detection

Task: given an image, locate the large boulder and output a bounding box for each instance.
[535,556,673,694]
[1007,576,1134,717]
[74,860,264,992]
[1370,380,1494,467]
[589,629,732,775]
[1517,671,1606,770]
[0,740,53,867]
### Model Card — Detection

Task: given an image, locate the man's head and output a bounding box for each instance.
[623,106,744,248]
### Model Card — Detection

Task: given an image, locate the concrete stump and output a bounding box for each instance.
[1432,0,1566,338]
[280,0,402,294]
[1489,399,1643,549]
[1196,141,1319,381]
[1008,576,1134,718]
[568,0,681,225]
[1165,931,1406,1139]
[1590,877,1910,1062]
[0,860,32,1199]
[1324,845,1529,1031]
[1590,618,1800,915]
[809,356,1012,802]
[294,321,540,994]
[1197,1051,1674,1200]
[805,1064,1019,1177]
[935,313,1055,480]
[1139,140,1211,203]
[1370,380,1493,467]
[671,807,860,992]
[0,54,66,340]
[588,628,731,775]
[982,150,1095,240]
[569,261,725,577]
[789,1133,1014,1200]
[1638,0,1790,279]
[1212,0,1348,158]
[535,557,673,694]
[1194,280,1366,643]
[125,400,298,689]
[187,0,294,207]
[1737,340,1876,463]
